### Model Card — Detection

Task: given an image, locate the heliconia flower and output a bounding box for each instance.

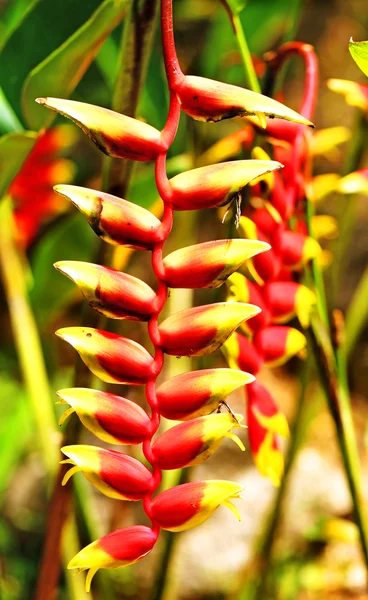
[263,281,316,328]
[150,480,244,532]
[226,272,269,332]
[239,216,281,282]
[36,97,166,161]
[56,327,155,384]
[169,160,283,211]
[222,332,263,376]
[281,231,321,269]
[156,368,254,420]
[9,125,76,247]
[68,526,158,592]
[57,388,151,445]
[151,413,246,470]
[328,78,368,112]
[246,201,283,239]
[253,325,306,367]
[162,239,270,289]
[308,126,351,160]
[247,382,289,486]
[308,173,340,204]
[54,261,157,320]
[54,185,162,249]
[336,168,368,195]
[173,75,314,127]
[61,445,153,500]
[158,302,261,356]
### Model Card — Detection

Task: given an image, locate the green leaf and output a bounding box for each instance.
[22,0,127,130]
[0,0,108,126]
[0,377,32,500]
[0,87,24,135]
[29,213,98,324]
[0,132,37,199]
[349,38,368,77]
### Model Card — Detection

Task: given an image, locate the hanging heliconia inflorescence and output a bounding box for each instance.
[37,1,313,591]
[221,42,322,486]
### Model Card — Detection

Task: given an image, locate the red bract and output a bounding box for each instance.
[37,0,317,589]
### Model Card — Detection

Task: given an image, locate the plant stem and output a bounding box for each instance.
[344,264,368,358]
[232,14,261,93]
[220,1,260,94]
[236,360,311,600]
[0,198,58,479]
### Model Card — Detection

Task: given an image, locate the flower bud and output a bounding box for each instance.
[163,239,270,289]
[151,413,245,470]
[57,388,151,445]
[56,327,155,384]
[263,281,316,328]
[281,231,321,268]
[253,325,306,367]
[222,332,263,376]
[308,173,340,205]
[61,445,152,500]
[239,217,280,282]
[151,480,244,532]
[173,75,314,127]
[54,185,162,249]
[68,526,158,592]
[226,273,270,331]
[247,382,289,486]
[309,126,351,159]
[169,160,282,211]
[328,78,368,112]
[156,368,254,420]
[55,261,156,320]
[36,97,166,161]
[158,302,261,356]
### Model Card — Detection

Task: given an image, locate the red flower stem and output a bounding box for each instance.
[141,0,181,537]
[161,0,183,88]
[265,41,318,121]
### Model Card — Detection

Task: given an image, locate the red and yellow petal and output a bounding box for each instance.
[169,160,282,211]
[61,445,152,501]
[151,480,244,532]
[156,368,254,420]
[57,388,151,445]
[55,261,157,320]
[54,185,162,249]
[253,326,306,367]
[151,413,245,470]
[68,526,158,592]
[158,302,261,356]
[173,75,313,127]
[36,97,166,161]
[163,239,269,289]
[56,327,155,384]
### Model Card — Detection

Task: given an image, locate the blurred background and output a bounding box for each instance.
[0,0,367,599]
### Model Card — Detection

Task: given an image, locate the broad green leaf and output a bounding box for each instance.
[0,0,107,125]
[0,377,32,499]
[22,0,127,130]
[0,132,37,199]
[349,38,368,77]
[30,213,98,325]
[0,87,24,135]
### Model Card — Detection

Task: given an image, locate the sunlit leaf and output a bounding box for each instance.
[349,38,368,77]
[0,131,37,199]
[0,0,107,125]
[226,0,247,15]
[22,0,127,130]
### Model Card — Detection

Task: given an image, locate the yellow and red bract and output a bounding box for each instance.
[151,480,244,532]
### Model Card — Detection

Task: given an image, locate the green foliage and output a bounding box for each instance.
[349,38,368,77]
[0,131,36,197]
